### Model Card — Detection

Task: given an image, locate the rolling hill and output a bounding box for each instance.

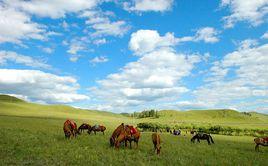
[0,94,267,129]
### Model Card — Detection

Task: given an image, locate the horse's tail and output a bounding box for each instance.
[209,134,214,144]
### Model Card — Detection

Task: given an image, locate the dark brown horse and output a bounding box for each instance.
[125,126,140,149]
[63,119,80,139]
[191,133,214,145]
[88,125,106,135]
[152,133,161,155]
[254,137,268,151]
[78,123,91,133]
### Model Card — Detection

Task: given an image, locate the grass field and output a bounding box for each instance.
[0,95,268,165]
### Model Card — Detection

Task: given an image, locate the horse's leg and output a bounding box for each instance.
[94,131,96,135]
[207,138,211,145]
[129,140,132,149]
[255,144,259,151]
[197,138,200,143]
[103,131,104,135]
[135,140,139,148]
[124,140,126,147]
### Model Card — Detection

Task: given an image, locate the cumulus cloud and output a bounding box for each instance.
[89,30,201,112]
[221,0,268,28]
[193,42,268,111]
[123,0,174,12]
[0,6,46,44]
[129,28,219,56]
[0,51,51,69]
[4,0,99,19]
[0,69,89,104]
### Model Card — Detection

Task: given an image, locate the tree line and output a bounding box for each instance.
[137,122,268,137]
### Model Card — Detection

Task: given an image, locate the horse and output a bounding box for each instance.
[254,137,268,151]
[173,129,181,136]
[152,133,161,155]
[110,123,125,147]
[63,119,80,139]
[114,124,132,149]
[78,123,91,133]
[191,133,214,145]
[125,126,140,149]
[88,125,106,135]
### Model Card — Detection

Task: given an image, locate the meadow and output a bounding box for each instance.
[0,95,267,165]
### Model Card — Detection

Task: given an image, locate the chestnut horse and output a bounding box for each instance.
[152,133,161,155]
[78,123,91,133]
[63,119,79,139]
[88,125,106,135]
[254,137,268,151]
[125,126,140,149]
[110,123,125,147]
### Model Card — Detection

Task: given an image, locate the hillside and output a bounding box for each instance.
[0,95,267,129]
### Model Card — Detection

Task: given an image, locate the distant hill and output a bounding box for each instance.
[0,94,25,103]
[0,95,267,129]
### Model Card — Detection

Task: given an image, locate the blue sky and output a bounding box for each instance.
[0,0,267,113]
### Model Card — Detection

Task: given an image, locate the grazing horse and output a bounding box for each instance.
[254,137,268,151]
[78,123,91,133]
[88,125,106,135]
[173,130,181,136]
[110,123,125,147]
[125,126,140,149]
[152,133,161,155]
[114,125,132,149]
[63,119,79,139]
[191,133,214,145]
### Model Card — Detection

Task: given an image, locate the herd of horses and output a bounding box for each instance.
[63,119,268,154]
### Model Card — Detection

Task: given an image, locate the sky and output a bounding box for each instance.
[0,0,267,113]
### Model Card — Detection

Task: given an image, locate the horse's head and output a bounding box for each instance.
[156,145,161,155]
[87,127,92,135]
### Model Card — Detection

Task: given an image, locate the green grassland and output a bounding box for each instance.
[0,95,267,165]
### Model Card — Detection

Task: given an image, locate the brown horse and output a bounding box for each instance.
[254,137,268,151]
[78,123,91,133]
[88,125,106,135]
[152,133,161,155]
[110,123,125,147]
[114,125,132,149]
[125,126,140,149]
[63,119,79,139]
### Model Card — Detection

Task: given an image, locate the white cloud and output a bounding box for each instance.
[4,0,99,19]
[69,55,82,62]
[193,42,268,112]
[194,27,219,43]
[129,28,219,56]
[262,31,268,39]
[93,38,107,45]
[67,43,85,55]
[221,0,268,28]
[0,6,46,44]
[123,0,174,12]
[90,56,108,65]
[0,69,89,103]
[81,10,130,37]
[89,30,201,112]
[41,47,54,54]
[129,30,178,55]
[237,39,258,49]
[0,51,51,69]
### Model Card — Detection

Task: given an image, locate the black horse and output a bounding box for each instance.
[191,133,214,145]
